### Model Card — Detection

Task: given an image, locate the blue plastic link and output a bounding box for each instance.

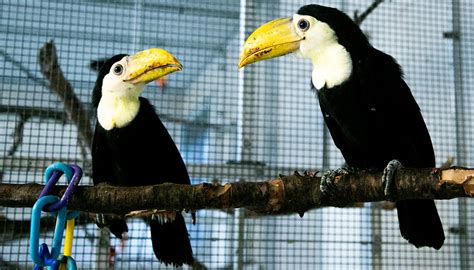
[40,163,74,212]
[43,163,74,184]
[30,163,83,270]
[33,243,60,270]
[66,257,77,269]
[41,163,74,197]
[29,195,67,268]
[42,163,82,214]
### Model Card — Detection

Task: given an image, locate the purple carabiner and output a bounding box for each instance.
[38,170,63,199]
[44,165,83,213]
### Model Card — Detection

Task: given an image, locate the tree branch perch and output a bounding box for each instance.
[0,167,472,217]
[38,40,94,151]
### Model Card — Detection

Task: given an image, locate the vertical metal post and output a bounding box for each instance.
[131,0,144,51]
[237,1,280,268]
[370,204,382,270]
[95,230,110,269]
[235,0,253,268]
[260,1,280,266]
[451,0,469,269]
[238,2,257,164]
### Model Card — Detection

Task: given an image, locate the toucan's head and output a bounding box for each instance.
[238,4,369,69]
[92,48,182,108]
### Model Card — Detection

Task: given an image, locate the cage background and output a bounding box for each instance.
[0,0,473,269]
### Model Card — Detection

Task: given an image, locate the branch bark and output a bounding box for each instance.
[38,40,94,151]
[0,167,472,216]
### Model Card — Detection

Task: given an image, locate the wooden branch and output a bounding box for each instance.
[0,49,49,88]
[0,167,472,217]
[7,114,28,156]
[354,0,384,26]
[38,40,94,151]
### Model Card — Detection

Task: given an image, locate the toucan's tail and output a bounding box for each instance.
[397,199,445,249]
[150,213,194,266]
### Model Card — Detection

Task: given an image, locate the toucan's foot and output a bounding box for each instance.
[320,167,353,206]
[382,159,402,200]
[95,213,128,239]
[151,211,177,224]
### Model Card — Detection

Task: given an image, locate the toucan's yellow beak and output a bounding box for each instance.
[238,17,302,68]
[123,48,182,84]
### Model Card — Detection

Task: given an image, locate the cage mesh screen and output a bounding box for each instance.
[0,0,473,269]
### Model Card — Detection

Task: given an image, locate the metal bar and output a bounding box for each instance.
[371,203,382,270]
[451,0,469,269]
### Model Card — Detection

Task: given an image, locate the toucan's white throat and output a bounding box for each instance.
[97,93,141,130]
[97,71,143,130]
[310,44,352,90]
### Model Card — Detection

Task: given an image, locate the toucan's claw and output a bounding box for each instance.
[320,168,348,200]
[320,167,358,206]
[382,159,402,200]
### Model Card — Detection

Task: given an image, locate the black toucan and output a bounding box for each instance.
[91,48,194,266]
[238,4,445,249]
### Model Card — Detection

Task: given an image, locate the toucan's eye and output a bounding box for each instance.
[113,64,124,75]
[297,19,310,32]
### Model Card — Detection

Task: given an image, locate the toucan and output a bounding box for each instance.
[238,4,444,249]
[91,48,194,266]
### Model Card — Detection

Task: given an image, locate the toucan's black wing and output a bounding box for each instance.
[131,97,191,186]
[356,47,444,249]
[318,104,360,166]
[134,98,194,265]
[355,47,435,168]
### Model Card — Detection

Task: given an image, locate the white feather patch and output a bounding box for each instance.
[311,44,352,90]
[97,72,143,130]
[97,94,140,130]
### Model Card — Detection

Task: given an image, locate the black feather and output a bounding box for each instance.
[91,55,194,265]
[300,5,444,249]
[89,57,110,72]
[150,214,194,266]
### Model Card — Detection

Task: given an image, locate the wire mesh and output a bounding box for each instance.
[0,0,473,269]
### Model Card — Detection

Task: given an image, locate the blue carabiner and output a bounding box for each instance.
[31,163,83,269]
[40,163,77,213]
[30,195,68,267]
[42,163,74,193]
[33,243,60,270]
